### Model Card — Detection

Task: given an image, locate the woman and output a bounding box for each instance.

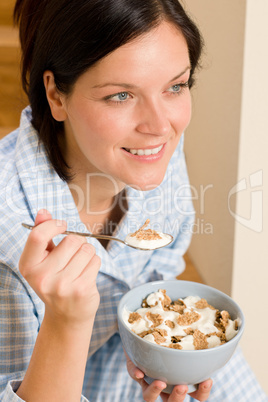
[0,0,266,401]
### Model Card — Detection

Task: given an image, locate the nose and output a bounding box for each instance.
[135,98,171,136]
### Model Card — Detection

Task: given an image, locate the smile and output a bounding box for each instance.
[124,145,164,156]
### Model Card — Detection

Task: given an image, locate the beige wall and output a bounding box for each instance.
[184,0,268,394]
[183,0,246,294]
[232,0,268,394]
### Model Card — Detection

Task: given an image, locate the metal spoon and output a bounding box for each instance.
[21,223,173,251]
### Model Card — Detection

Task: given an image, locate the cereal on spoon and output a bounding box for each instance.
[125,219,172,250]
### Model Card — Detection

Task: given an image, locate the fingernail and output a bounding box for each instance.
[176,387,187,395]
[56,220,66,227]
[203,380,212,390]
[38,209,48,214]
[156,383,166,391]
[81,243,93,252]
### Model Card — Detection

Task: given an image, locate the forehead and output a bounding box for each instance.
[104,21,188,62]
[78,22,190,87]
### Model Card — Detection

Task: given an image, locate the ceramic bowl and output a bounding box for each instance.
[117,280,244,393]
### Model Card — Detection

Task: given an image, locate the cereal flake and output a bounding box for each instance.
[177,311,200,326]
[193,330,208,350]
[128,312,142,324]
[131,219,162,241]
[146,312,164,327]
[195,298,215,310]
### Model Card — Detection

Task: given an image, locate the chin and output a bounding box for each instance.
[126,172,166,192]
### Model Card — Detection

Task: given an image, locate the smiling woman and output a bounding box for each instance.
[14,0,202,183]
[0,1,266,402]
[46,22,191,194]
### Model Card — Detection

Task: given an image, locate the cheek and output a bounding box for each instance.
[68,104,112,146]
[177,96,192,131]
[184,106,192,131]
[81,103,128,141]
[173,99,192,135]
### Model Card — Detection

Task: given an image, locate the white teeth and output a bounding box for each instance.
[126,145,163,156]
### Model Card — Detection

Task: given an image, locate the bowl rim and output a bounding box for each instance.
[117,280,245,354]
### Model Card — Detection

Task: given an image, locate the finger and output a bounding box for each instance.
[20,219,67,268]
[124,349,144,381]
[141,380,167,401]
[75,252,101,282]
[189,379,213,402]
[34,209,52,226]
[123,352,167,400]
[44,234,88,275]
[167,385,188,401]
[34,209,55,252]
[62,242,97,281]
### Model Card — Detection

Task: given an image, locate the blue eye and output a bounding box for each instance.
[103,91,132,104]
[171,84,181,92]
[103,91,131,104]
[167,82,189,95]
[110,92,129,102]
[117,92,128,101]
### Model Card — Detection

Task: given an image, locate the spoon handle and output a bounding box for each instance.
[21,223,126,245]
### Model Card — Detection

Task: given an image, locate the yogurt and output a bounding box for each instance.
[125,231,172,249]
[123,289,240,350]
[125,219,172,250]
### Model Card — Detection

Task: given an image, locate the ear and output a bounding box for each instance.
[43,71,67,121]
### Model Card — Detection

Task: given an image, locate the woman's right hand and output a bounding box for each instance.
[19,209,101,328]
[16,209,101,401]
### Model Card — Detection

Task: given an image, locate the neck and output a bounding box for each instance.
[69,171,125,213]
[68,172,127,241]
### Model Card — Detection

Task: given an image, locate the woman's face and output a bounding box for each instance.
[61,21,191,191]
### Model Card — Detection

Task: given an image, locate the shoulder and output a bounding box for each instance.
[0,128,22,215]
[0,126,32,271]
[0,128,18,156]
[0,126,28,224]
[0,128,19,178]
[0,206,31,267]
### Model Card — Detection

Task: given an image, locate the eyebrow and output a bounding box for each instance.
[92,66,191,89]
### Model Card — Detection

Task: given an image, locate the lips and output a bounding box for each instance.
[123,144,164,156]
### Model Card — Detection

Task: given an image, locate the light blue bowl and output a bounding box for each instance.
[117,280,245,393]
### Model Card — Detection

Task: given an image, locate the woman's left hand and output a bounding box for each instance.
[125,352,213,402]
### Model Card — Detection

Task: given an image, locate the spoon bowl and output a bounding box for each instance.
[21,223,173,251]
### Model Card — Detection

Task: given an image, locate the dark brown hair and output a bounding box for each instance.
[14,0,203,181]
